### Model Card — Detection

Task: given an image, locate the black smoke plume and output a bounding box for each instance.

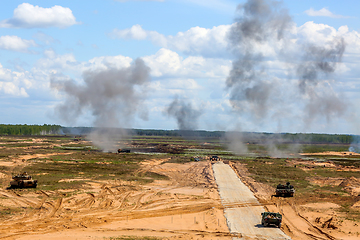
[296,38,346,125]
[165,97,202,132]
[51,58,150,152]
[226,0,346,155]
[226,0,292,120]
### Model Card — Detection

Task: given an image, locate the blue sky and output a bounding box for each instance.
[1,0,360,134]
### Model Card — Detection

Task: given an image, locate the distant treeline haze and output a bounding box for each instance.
[0,125,356,144]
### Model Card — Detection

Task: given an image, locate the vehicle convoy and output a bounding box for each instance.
[10,172,37,188]
[275,182,295,197]
[261,212,282,228]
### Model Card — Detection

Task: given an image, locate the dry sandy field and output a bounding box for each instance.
[0,136,360,240]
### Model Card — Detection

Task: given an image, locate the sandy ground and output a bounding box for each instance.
[1,151,360,239]
[230,160,360,240]
[0,158,231,240]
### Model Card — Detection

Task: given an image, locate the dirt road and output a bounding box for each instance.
[212,162,291,240]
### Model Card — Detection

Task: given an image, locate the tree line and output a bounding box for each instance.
[0,124,62,135]
[1,125,356,144]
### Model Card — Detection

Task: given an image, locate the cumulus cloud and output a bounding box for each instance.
[142,48,231,78]
[0,3,79,28]
[305,8,349,18]
[0,35,37,52]
[110,24,231,58]
[0,63,30,97]
[111,24,150,40]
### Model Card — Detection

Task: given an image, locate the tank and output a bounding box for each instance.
[275,182,295,197]
[10,172,38,188]
[210,155,220,161]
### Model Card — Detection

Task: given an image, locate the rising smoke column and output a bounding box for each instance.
[227,0,346,126]
[226,0,347,155]
[226,0,292,120]
[165,97,202,132]
[51,58,150,152]
[296,38,346,125]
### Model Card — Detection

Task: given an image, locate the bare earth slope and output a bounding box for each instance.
[0,160,231,240]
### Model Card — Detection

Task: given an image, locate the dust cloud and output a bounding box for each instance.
[51,58,150,152]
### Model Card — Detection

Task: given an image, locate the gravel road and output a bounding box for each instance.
[213,162,291,240]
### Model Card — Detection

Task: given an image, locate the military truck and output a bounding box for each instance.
[261,212,282,228]
[10,172,38,188]
[275,182,295,197]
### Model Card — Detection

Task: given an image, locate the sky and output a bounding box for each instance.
[0,0,360,135]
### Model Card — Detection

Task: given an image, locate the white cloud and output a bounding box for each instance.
[111,24,163,41]
[111,24,231,58]
[35,49,78,73]
[295,21,339,44]
[0,63,29,97]
[0,35,37,52]
[86,55,133,72]
[304,8,349,18]
[0,82,28,97]
[0,3,79,28]
[142,48,231,78]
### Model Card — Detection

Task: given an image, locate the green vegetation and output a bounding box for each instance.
[20,152,168,190]
[232,156,360,207]
[239,158,310,190]
[1,133,359,217]
[0,124,61,135]
[0,206,25,219]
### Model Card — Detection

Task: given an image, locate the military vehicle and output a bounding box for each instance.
[118,149,131,153]
[210,155,220,161]
[275,182,295,197]
[261,212,282,228]
[10,172,38,188]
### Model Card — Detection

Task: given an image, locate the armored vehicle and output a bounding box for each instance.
[10,172,38,188]
[210,155,220,161]
[275,182,295,197]
[261,212,282,228]
[118,149,131,153]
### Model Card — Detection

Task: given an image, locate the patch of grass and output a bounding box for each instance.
[311,168,360,178]
[300,144,350,153]
[0,206,25,218]
[20,152,168,190]
[238,158,310,190]
[233,157,360,207]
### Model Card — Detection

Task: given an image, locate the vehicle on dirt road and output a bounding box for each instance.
[275,182,295,197]
[10,172,37,188]
[210,155,220,161]
[261,212,282,228]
